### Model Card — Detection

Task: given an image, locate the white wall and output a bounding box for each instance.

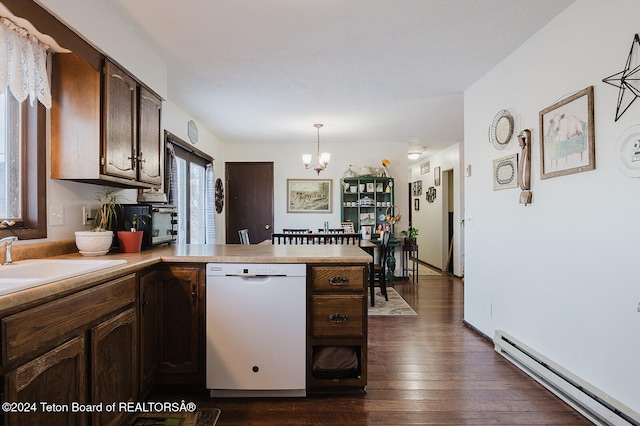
[13,0,226,245]
[410,144,463,276]
[464,0,640,413]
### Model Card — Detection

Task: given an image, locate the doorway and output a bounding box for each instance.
[225,162,274,244]
[444,169,455,273]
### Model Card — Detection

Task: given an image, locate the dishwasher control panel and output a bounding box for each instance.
[206,263,306,277]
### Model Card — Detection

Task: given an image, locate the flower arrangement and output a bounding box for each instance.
[385,205,401,224]
[381,159,391,178]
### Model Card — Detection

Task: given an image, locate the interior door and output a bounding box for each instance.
[225,162,274,243]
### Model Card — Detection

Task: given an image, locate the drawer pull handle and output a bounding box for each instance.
[328,276,349,286]
[328,313,348,323]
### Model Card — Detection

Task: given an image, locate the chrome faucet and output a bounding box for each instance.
[1,236,18,265]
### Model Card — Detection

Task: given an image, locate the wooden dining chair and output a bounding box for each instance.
[370,230,390,306]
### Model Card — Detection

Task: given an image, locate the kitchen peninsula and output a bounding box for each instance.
[0,243,371,425]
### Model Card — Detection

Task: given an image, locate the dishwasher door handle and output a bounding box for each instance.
[224,274,286,278]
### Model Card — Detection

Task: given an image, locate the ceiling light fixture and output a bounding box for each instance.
[302,123,331,175]
[408,147,424,160]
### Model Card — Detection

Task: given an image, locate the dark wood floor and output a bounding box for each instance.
[179,270,591,425]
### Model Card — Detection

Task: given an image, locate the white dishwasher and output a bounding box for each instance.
[205,263,307,397]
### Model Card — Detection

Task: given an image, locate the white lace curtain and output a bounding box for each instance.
[205,163,216,244]
[0,17,51,109]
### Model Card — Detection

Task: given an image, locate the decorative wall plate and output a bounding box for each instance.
[187,120,198,144]
[615,124,640,177]
[489,109,514,150]
[493,153,518,190]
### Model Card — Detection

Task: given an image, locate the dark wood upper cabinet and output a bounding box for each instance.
[103,60,138,181]
[138,86,163,186]
[51,54,163,189]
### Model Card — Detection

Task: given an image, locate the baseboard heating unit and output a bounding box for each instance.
[493,330,640,426]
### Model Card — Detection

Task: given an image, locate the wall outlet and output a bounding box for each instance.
[82,206,92,226]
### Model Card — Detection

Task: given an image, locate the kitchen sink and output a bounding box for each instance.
[0,259,127,296]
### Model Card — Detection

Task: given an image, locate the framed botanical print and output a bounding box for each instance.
[287,179,332,213]
[539,86,595,179]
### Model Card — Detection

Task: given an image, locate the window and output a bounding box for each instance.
[165,132,212,244]
[0,92,46,240]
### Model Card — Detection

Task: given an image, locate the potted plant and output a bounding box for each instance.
[75,188,121,256]
[401,227,419,246]
[117,213,150,253]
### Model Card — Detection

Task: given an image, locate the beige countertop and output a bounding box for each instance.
[0,243,371,314]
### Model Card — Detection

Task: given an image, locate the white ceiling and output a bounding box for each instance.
[107,0,574,158]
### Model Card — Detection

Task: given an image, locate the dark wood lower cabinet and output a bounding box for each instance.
[91,307,137,426]
[4,335,87,426]
[138,269,160,397]
[157,264,205,387]
[0,259,369,425]
[1,274,137,426]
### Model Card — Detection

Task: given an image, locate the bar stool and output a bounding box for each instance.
[402,244,418,282]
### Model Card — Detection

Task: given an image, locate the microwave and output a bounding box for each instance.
[119,204,177,248]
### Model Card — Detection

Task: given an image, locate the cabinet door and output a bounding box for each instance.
[91,307,137,426]
[138,87,162,186]
[157,265,204,385]
[4,335,87,426]
[103,60,137,180]
[138,269,160,396]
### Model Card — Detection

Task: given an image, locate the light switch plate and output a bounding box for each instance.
[49,204,64,226]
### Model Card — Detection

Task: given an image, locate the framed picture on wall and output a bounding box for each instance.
[412,180,423,196]
[287,179,332,213]
[539,85,595,179]
[414,198,420,211]
[420,161,430,175]
[434,166,441,186]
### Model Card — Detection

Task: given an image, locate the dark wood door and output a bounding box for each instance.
[91,307,138,426]
[225,162,274,243]
[103,60,137,180]
[138,86,162,186]
[138,269,160,396]
[4,335,87,426]
[157,265,204,386]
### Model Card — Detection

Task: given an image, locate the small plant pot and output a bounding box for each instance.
[117,231,144,253]
[75,231,114,256]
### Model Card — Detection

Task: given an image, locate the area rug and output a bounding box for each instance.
[130,408,220,425]
[416,262,441,276]
[368,287,417,316]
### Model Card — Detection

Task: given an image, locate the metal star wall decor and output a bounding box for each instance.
[603,34,640,122]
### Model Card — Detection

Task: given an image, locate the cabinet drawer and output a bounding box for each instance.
[312,295,364,337]
[311,266,365,291]
[2,274,136,365]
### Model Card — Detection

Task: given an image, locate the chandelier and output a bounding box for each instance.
[302,123,331,175]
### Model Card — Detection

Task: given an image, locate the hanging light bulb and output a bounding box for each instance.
[302,124,331,175]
